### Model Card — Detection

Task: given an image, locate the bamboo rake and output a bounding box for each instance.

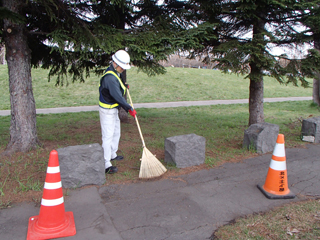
[127,89,167,178]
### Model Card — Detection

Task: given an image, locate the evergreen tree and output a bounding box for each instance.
[189,0,320,125]
[0,0,199,154]
[298,1,320,105]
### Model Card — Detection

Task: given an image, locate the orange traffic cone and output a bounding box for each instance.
[27,150,76,240]
[257,134,295,199]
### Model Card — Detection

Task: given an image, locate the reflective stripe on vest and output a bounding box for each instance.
[99,70,127,109]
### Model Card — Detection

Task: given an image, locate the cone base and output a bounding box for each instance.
[257,184,295,199]
[27,211,76,240]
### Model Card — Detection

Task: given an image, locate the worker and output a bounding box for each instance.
[99,50,137,174]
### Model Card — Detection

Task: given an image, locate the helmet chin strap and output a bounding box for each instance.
[113,61,122,74]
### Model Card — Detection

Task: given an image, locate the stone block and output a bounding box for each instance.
[301,116,320,143]
[164,133,206,168]
[243,123,279,153]
[57,143,105,188]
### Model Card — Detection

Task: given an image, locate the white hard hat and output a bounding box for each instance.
[112,50,131,70]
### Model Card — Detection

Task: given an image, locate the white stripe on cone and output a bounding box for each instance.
[272,143,285,157]
[41,197,64,207]
[47,166,60,174]
[44,181,62,189]
[269,159,287,171]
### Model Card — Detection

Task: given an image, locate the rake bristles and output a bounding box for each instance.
[139,147,167,179]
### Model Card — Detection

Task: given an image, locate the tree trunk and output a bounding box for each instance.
[248,18,265,126]
[3,0,40,154]
[249,77,264,125]
[313,77,320,106]
[312,37,320,106]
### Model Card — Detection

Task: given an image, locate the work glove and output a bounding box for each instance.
[129,109,137,118]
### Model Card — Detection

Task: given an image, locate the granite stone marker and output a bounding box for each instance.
[165,133,206,168]
[243,123,279,153]
[57,143,105,188]
[301,116,320,143]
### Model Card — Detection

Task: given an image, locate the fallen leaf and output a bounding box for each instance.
[291,228,300,233]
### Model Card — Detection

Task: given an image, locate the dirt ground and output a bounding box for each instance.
[0,118,259,208]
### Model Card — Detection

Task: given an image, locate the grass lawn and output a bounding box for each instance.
[0,66,313,110]
[0,65,319,238]
[213,199,320,239]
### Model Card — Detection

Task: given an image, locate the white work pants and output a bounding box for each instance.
[99,107,121,169]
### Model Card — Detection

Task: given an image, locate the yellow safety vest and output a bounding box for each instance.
[99,71,127,109]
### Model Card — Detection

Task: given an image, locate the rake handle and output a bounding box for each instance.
[127,89,146,148]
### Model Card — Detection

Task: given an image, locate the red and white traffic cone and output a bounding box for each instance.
[27,150,76,240]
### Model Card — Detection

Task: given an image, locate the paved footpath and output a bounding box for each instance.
[0,96,319,240]
[0,96,312,116]
[1,143,319,240]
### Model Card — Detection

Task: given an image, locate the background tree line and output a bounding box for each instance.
[0,0,319,154]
